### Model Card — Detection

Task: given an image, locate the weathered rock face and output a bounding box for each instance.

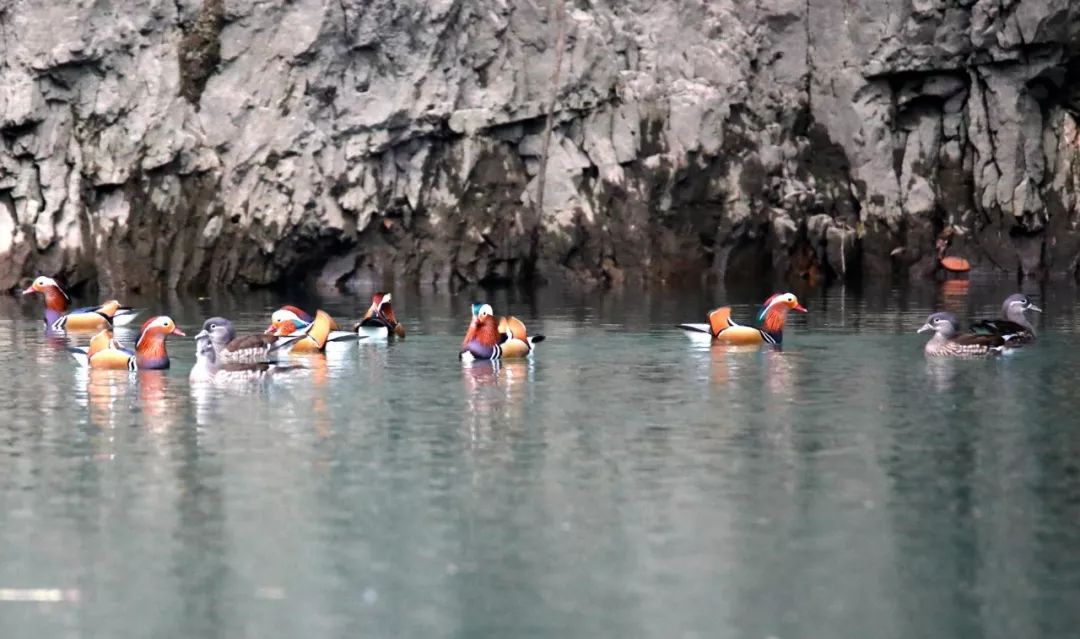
[0,0,1078,292]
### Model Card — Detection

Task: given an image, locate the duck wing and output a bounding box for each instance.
[221,334,279,364]
[953,333,1006,348]
[969,319,1033,342]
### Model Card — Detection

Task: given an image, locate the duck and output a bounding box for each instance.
[969,293,1041,345]
[22,276,140,331]
[190,331,300,384]
[265,307,361,353]
[68,316,185,369]
[460,304,544,361]
[678,292,807,346]
[460,303,531,348]
[197,317,295,364]
[918,312,1005,358]
[354,292,406,340]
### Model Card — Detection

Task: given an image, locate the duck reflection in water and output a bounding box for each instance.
[703,344,760,387]
[75,369,179,432]
[137,371,180,432]
[461,359,533,443]
[924,358,961,394]
[77,367,135,430]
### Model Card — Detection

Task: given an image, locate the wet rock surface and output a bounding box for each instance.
[0,0,1078,291]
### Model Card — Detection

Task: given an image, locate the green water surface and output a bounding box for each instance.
[1,280,1078,638]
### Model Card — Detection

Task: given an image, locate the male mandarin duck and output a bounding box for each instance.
[265,307,361,353]
[68,316,185,370]
[678,292,807,346]
[969,293,1041,345]
[460,303,531,348]
[460,303,544,361]
[198,317,295,364]
[190,331,300,384]
[354,292,406,340]
[918,312,1005,358]
[22,276,140,331]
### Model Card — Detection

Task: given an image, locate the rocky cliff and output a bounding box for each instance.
[1,0,1078,292]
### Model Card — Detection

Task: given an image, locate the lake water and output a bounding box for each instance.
[1,278,1079,638]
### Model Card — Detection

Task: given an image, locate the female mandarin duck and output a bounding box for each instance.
[460,303,544,361]
[190,331,299,384]
[198,317,295,364]
[678,292,807,346]
[68,316,185,370]
[969,293,1041,345]
[22,276,140,331]
[265,307,360,353]
[354,292,406,340]
[918,312,1005,358]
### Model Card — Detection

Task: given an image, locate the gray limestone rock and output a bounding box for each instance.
[0,0,1079,292]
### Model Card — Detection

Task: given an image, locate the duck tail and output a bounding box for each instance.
[326,330,362,343]
[112,309,141,326]
[67,347,90,367]
[268,334,303,355]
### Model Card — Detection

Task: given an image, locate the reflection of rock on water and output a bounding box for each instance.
[939,279,970,314]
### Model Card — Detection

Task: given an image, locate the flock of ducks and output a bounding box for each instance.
[22,276,1042,385]
[915,294,1040,357]
[675,291,1040,357]
[20,276,546,385]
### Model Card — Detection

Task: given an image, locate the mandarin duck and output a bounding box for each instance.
[354,292,406,340]
[22,276,140,332]
[461,303,531,348]
[197,317,296,364]
[969,293,1041,345]
[918,312,1005,358]
[678,292,807,346]
[265,307,361,353]
[460,303,544,361]
[68,316,185,370]
[190,331,300,384]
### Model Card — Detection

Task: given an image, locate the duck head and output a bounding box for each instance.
[918,312,960,338]
[137,316,186,348]
[757,293,807,321]
[265,306,310,335]
[22,275,64,297]
[196,317,237,351]
[1002,293,1041,325]
[22,276,70,308]
[365,292,399,326]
